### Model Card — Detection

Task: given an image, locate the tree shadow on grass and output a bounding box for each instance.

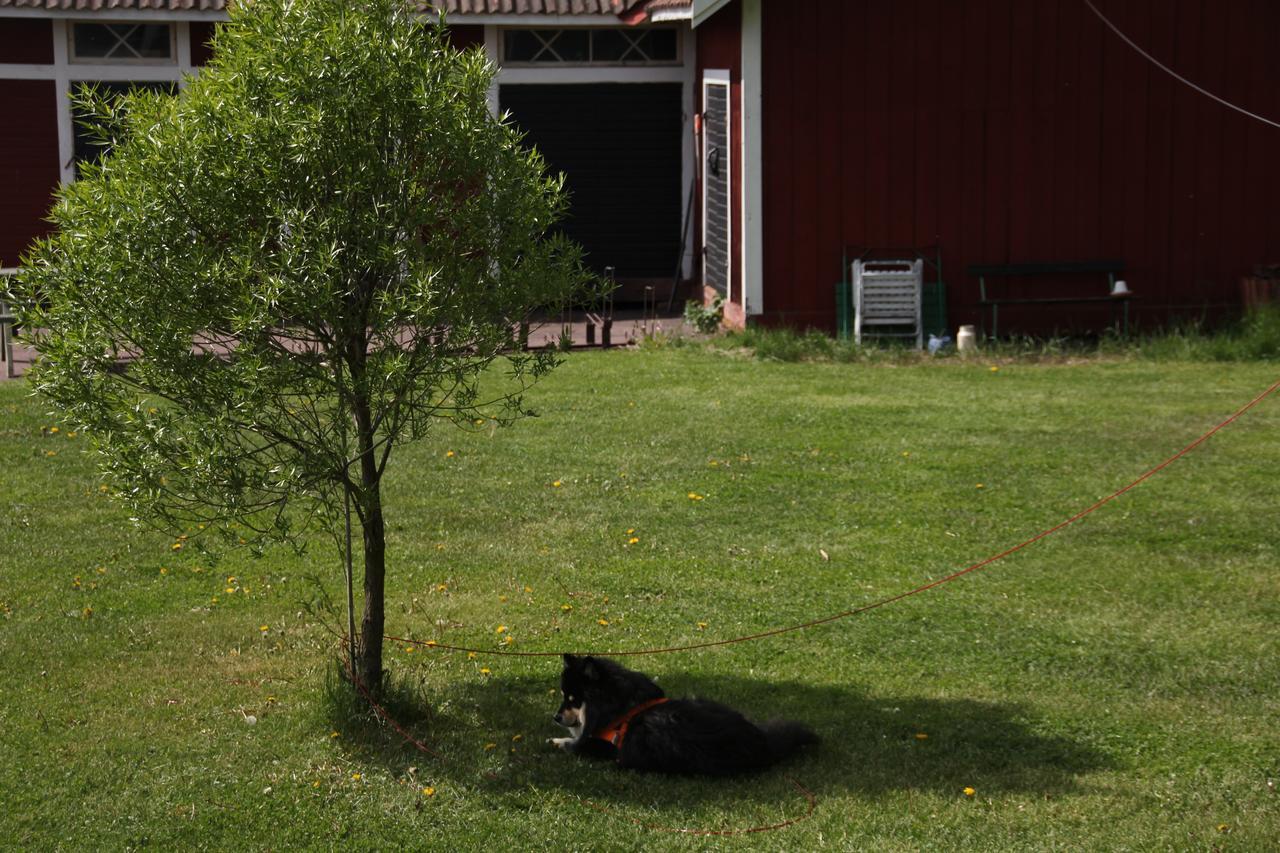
[333,665,1116,822]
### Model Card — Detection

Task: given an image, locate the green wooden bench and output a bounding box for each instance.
[969,260,1129,338]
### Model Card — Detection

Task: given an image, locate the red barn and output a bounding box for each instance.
[4,0,1279,338]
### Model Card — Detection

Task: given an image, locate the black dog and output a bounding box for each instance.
[550,654,817,775]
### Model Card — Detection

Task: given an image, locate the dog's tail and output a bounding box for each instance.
[761,719,819,762]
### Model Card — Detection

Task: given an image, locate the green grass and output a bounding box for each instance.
[705,304,1280,364]
[2,353,1278,850]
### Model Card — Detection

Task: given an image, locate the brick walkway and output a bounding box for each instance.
[0,309,692,381]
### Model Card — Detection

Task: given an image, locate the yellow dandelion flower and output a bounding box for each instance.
[225,587,236,594]
[628,537,639,545]
[159,567,169,576]
[523,585,533,593]
[687,492,704,501]
[626,528,635,535]
[511,734,523,743]
[697,621,708,630]
[352,773,362,781]
[259,625,269,632]
[435,543,445,551]
[99,484,109,493]
[499,595,508,603]
[963,786,975,797]
[561,603,573,612]
[45,450,57,457]
[479,667,491,675]
[50,426,60,434]
[424,640,438,647]
[422,786,436,797]
[989,365,999,372]
[502,636,514,645]
[597,619,609,627]
[330,731,340,739]
[467,652,477,660]
[81,606,93,618]
[404,646,415,653]
[483,742,496,751]
[976,483,985,489]
[445,450,455,458]
[436,583,447,592]
[552,480,562,488]
[915,733,928,740]
[496,625,507,634]
[313,780,322,788]
[1217,824,1230,833]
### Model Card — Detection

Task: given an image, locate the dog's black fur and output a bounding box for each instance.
[550,654,818,775]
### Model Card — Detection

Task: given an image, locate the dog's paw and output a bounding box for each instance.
[547,736,573,750]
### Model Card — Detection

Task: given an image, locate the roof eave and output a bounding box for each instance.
[690,0,731,28]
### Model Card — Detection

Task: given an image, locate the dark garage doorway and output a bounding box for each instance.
[499,83,683,301]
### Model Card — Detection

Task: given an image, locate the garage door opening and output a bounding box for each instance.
[499,83,683,304]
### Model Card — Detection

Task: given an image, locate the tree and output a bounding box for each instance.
[10,0,593,694]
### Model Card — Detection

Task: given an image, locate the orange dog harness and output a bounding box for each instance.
[594,697,669,749]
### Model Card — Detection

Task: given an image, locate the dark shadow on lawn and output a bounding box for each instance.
[333,667,1116,818]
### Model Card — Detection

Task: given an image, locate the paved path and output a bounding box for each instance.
[0,310,692,381]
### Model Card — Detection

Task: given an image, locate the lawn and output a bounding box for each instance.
[1,349,1277,850]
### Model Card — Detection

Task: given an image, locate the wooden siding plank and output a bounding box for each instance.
[1167,0,1204,313]
[935,0,967,320]
[1050,0,1082,260]
[1193,0,1227,303]
[862,0,893,249]
[760,0,791,320]
[913,0,941,249]
[1213,0,1248,297]
[838,0,868,270]
[791,0,820,318]
[1117,0,1151,305]
[1005,0,1037,261]
[814,0,844,321]
[982,0,1012,265]
[1141,0,1176,318]
[959,0,989,314]
[887,0,918,248]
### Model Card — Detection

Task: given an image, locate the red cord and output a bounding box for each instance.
[346,375,1278,837]
[388,375,1280,659]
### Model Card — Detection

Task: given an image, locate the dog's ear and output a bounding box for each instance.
[580,656,598,680]
[562,653,578,668]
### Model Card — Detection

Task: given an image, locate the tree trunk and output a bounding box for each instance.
[353,396,386,697]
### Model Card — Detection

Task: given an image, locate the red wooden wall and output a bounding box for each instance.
[759,0,1280,334]
[1,18,58,268]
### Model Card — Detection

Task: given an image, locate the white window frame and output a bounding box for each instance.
[701,69,731,303]
[68,20,178,66]
[499,26,682,68]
